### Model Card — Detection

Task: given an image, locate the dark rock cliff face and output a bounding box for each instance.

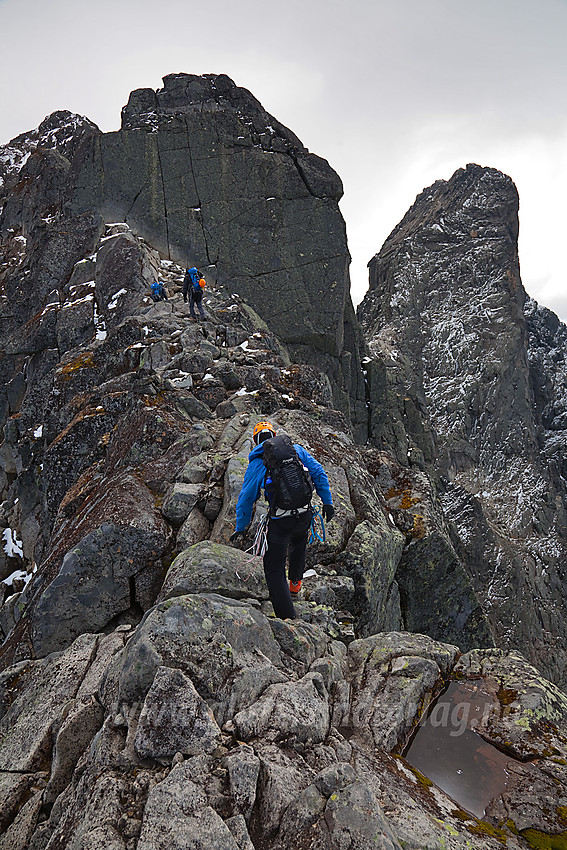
[1,73,367,436]
[1,83,567,850]
[358,163,567,687]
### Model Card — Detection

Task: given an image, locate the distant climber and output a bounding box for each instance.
[183,266,207,320]
[230,421,334,619]
[150,280,168,302]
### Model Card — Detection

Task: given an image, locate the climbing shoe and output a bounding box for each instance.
[289,580,302,599]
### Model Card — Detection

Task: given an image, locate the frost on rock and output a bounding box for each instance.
[3,528,24,559]
[61,293,94,311]
[107,288,128,310]
[0,147,31,183]
[1,568,27,586]
[94,302,107,341]
[0,110,100,191]
[359,163,567,685]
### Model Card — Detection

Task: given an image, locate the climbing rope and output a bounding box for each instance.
[309,505,326,544]
[236,507,324,582]
[235,514,269,581]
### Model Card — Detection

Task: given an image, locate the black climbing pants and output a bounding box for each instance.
[189,289,206,319]
[263,511,311,620]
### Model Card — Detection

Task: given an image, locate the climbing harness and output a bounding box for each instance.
[235,506,325,583]
[235,514,269,581]
[308,505,326,544]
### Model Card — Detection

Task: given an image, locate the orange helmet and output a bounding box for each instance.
[199,278,206,288]
[253,421,275,444]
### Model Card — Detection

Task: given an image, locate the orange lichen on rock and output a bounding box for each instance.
[58,352,96,380]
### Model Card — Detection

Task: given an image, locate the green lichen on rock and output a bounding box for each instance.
[519,828,567,849]
[466,820,509,845]
[455,649,567,758]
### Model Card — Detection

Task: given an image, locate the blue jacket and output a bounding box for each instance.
[235,442,333,532]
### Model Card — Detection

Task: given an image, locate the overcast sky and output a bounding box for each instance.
[1,0,566,319]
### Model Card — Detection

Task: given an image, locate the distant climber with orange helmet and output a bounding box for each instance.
[230,421,334,619]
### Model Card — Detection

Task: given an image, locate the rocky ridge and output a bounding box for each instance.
[0,78,567,849]
[2,72,368,437]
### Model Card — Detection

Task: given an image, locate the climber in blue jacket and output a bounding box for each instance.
[230,421,334,619]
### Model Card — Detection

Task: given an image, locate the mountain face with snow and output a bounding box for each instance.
[1,77,567,849]
[358,163,567,687]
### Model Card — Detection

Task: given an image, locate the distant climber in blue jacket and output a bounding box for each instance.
[231,421,334,619]
[183,266,206,320]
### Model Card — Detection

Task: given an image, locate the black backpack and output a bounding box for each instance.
[262,435,313,513]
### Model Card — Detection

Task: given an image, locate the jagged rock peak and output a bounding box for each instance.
[358,162,567,689]
[121,72,307,154]
[125,72,265,117]
[6,110,100,151]
[368,163,519,274]
[0,110,99,189]
[359,163,526,442]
